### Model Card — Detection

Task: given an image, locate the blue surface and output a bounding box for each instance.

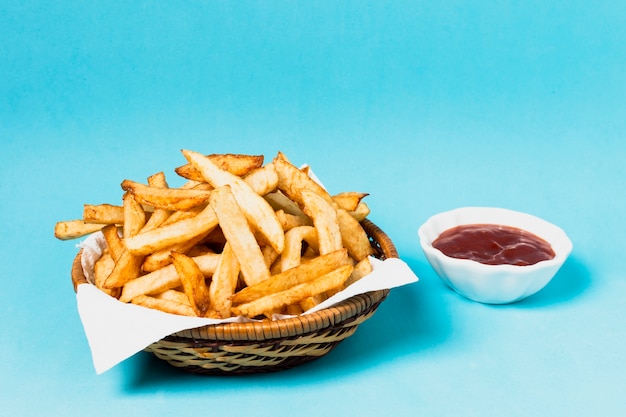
[2,2,625,416]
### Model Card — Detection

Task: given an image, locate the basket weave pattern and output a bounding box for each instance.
[71,219,397,375]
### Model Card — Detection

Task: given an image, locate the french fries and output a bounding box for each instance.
[123,203,218,255]
[231,264,354,318]
[101,224,124,261]
[131,294,196,317]
[301,190,342,255]
[139,172,172,233]
[175,153,264,182]
[209,184,271,287]
[170,252,212,317]
[119,252,220,302]
[55,149,377,319]
[207,242,240,318]
[54,220,107,240]
[83,204,124,225]
[229,249,351,305]
[121,179,212,211]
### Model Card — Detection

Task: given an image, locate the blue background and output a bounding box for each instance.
[1,1,625,416]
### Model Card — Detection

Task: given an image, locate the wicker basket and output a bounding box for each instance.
[71,219,397,375]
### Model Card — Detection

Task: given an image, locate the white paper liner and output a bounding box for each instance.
[75,232,418,374]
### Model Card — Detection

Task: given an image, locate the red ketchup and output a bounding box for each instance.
[432,224,555,266]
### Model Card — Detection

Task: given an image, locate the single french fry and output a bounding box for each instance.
[121,179,212,211]
[231,264,353,318]
[208,242,240,318]
[54,220,105,240]
[147,171,168,188]
[183,149,285,253]
[336,208,374,261]
[82,204,124,224]
[175,153,264,182]
[123,192,146,239]
[230,249,350,305]
[301,190,342,255]
[119,253,220,302]
[209,185,271,286]
[123,203,218,255]
[131,294,196,316]
[139,172,172,233]
[332,191,369,212]
[101,224,124,262]
[171,252,211,317]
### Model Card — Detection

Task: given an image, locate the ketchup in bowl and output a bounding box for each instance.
[419,207,572,304]
[432,224,555,266]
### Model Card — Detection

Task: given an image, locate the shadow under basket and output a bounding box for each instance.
[71,219,398,375]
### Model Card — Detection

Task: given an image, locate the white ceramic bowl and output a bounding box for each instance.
[418,207,573,304]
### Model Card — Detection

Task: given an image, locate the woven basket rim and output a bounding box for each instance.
[70,218,397,342]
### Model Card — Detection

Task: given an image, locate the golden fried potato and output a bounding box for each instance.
[209,185,271,286]
[230,249,351,305]
[54,220,106,240]
[102,247,145,289]
[101,224,124,262]
[170,252,211,317]
[139,172,172,233]
[183,149,285,253]
[175,153,264,181]
[82,204,124,225]
[123,203,218,255]
[336,208,374,261]
[122,192,146,239]
[57,149,376,321]
[301,190,342,255]
[131,294,196,316]
[208,242,240,318]
[119,253,220,302]
[121,179,212,212]
[231,264,353,318]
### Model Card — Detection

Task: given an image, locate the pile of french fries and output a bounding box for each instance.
[55,150,376,319]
